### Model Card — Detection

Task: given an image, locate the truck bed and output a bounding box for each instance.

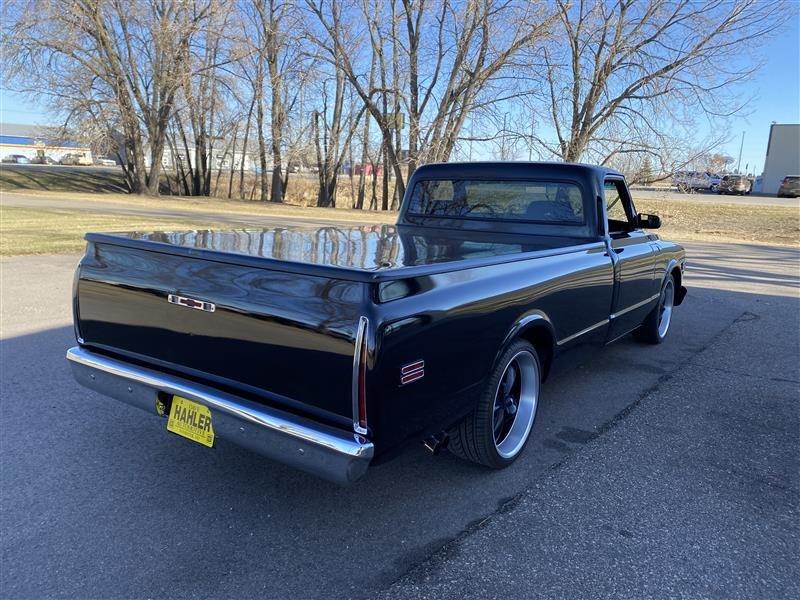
[85,224,592,280]
[75,224,594,428]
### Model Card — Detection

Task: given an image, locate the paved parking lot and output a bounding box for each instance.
[1,239,798,599]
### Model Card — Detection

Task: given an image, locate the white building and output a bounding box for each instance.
[761,123,800,195]
[0,123,93,163]
[145,145,258,172]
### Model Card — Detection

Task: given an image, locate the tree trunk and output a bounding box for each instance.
[255,75,269,202]
[239,97,255,200]
[356,52,377,210]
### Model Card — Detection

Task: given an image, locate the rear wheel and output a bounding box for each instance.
[634,275,676,344]
[449,341,541,468]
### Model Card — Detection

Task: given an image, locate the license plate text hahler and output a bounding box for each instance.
[167,396,215,448]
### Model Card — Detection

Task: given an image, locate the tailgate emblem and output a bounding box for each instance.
[401,360,425,385]
[168,294,215,313]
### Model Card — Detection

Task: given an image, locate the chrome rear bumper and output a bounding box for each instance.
[66,346,374,484]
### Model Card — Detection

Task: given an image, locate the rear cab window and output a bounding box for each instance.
[406,179,585,225]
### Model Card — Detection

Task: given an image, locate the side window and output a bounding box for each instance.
[604,179,635,235]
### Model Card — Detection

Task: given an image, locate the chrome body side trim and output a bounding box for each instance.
[351,316,369,435]
[609,293,660,320]
[66,346,374,484]
[556,319,609,346]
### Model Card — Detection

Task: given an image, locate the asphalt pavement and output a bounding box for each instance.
[1,241,798,599]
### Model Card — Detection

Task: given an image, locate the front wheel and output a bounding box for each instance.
[448,341,541,469]
[634,275,676,344]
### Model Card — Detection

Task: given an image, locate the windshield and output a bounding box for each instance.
[406,179,585,224]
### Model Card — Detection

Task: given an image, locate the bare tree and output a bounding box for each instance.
[168,1,238,196]
[307,0,554,207]
[260,0,289,203]
[354,51,378,209]
[306,0,408,200]
[251,0,303,203]
[3,0,214,195]
[408,0,552,166]
[534,0,789,165]
[311,68,366,207]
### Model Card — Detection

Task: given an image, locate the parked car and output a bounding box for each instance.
[777,176,800,198]
[59,152,93,166]
[672,171,720,192]
[94,156,117,167]
[2,154,31,164]
[718,174,749,195]
[67,162,687,484]
[31,155,56,165]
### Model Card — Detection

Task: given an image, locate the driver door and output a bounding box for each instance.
[604,178,659,340]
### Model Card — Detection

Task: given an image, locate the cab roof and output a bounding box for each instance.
[411,161,624,180]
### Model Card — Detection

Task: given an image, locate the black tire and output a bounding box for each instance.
[448,340,541,469]
[634,274,676,344]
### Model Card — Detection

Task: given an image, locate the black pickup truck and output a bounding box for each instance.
[68,162,686,484]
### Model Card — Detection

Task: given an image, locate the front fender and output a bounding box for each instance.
[663,257,687,306]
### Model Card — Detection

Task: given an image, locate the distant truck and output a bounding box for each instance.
[67,162,687,483]
[58,151,93,166]
[672,171,720,192]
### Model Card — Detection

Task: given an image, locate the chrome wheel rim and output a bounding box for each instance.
[492,350,539,459]
[658,279,675,338]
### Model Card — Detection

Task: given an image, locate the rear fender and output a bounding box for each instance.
[498,310,556,380]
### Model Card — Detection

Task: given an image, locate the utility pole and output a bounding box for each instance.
[737,131,745,174]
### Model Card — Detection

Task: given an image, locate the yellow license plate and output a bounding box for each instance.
[167,396,215,448]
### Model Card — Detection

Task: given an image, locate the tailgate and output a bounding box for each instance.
[75,240,365,425]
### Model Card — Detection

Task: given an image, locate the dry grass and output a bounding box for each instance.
[1,189,796,257]
[2,188,396,224]
[6,165,794,246]
[0,206,214,256]
[0,164,394,209]
[636,199,799,247]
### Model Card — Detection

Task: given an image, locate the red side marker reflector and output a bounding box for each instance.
[401,360,424,385]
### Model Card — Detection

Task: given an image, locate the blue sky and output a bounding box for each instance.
[1,16,798,175]
[716,14,800,174]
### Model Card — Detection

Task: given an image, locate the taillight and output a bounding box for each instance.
[352,316,369,435]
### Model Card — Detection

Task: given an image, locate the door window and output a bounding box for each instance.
[604,179,635,235]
